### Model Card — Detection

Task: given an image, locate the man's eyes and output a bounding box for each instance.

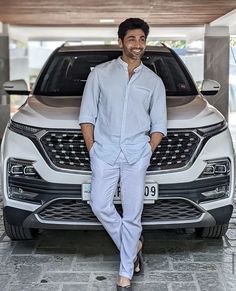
[128,38,145,42]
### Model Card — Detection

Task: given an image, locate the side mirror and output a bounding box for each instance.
[3,79,30,95]
[200,79,220,96]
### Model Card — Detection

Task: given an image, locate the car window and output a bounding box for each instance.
[142,54,194,95]
[34,50,197,97]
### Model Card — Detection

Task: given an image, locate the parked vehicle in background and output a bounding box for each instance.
[1,44,234,240]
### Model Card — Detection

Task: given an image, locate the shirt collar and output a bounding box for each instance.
[117,56,143,72]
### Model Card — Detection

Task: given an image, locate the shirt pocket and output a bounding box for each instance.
[133,86,151,109]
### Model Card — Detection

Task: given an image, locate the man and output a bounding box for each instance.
[79,18,167,290]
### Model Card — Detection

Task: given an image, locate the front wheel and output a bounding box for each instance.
[195,224,229,238]
[3,213,38,240]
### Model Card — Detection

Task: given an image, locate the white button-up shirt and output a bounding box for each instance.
[79,56,167,165]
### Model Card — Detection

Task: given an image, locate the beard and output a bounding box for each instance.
[123,46,145,60]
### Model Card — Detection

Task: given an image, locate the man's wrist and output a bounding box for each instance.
[86,140,94,152]
[150,132,164,152]
[149,142,155,153]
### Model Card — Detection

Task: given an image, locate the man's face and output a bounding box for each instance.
[118,29,146,61]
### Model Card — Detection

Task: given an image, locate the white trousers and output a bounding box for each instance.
[89,149,151,279]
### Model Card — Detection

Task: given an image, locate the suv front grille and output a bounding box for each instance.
[41,131,200,171]
[40,130,200,172]
[41,131,90,170]
[38,198,203,223]
[149,131,200,171]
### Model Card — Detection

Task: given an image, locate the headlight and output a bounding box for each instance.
[7,159,41,204]
[8,159,39,177]
[199,159,230,178]
[196,120,227,138]
[9,120,41,136]
[198,158,230,202]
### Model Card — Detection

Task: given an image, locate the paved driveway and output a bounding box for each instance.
[0,180,236,291]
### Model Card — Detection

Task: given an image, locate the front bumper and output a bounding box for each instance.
[1,126,235,230]
[3,175,233,230]
[3,202,233,230]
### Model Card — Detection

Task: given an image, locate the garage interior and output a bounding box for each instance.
[1,1,236,142]
[0,1,236,291]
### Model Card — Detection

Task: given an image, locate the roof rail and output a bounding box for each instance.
[60,41,82,47]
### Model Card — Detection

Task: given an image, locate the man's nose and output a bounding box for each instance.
[134,39,141,47]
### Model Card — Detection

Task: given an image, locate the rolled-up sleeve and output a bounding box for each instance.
[150,78,167,136]
[78,68,100,125]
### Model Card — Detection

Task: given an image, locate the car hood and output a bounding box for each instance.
[12,94,224,129]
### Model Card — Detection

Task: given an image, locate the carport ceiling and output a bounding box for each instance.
[0,0,236,26]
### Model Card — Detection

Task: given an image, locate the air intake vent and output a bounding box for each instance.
[38,198,203,223]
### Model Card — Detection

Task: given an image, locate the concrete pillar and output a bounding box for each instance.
[204,25,229,120]
[0,23,10,141]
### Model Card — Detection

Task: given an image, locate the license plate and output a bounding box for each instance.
[82,183,158,204]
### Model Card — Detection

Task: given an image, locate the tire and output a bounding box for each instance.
[3,212,38,240]
[195,224,229,238]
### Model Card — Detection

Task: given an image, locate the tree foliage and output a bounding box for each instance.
[230,38,236,47]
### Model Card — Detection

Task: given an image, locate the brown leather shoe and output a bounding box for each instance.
[134,235,144,275]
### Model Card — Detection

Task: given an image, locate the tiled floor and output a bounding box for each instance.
[0,182,236,291]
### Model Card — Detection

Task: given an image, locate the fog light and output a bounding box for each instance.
[8,186,39,201]
[9,186,24,196]
[201,185,229,201]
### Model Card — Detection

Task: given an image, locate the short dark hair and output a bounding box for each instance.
[118,18,149,41]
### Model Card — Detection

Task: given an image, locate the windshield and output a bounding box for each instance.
[34,50,198,97]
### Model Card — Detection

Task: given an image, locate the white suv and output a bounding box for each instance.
[1,44,235,240]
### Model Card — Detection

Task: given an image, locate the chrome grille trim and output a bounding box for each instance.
[40,129,201,172]
[37,198,203,223]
